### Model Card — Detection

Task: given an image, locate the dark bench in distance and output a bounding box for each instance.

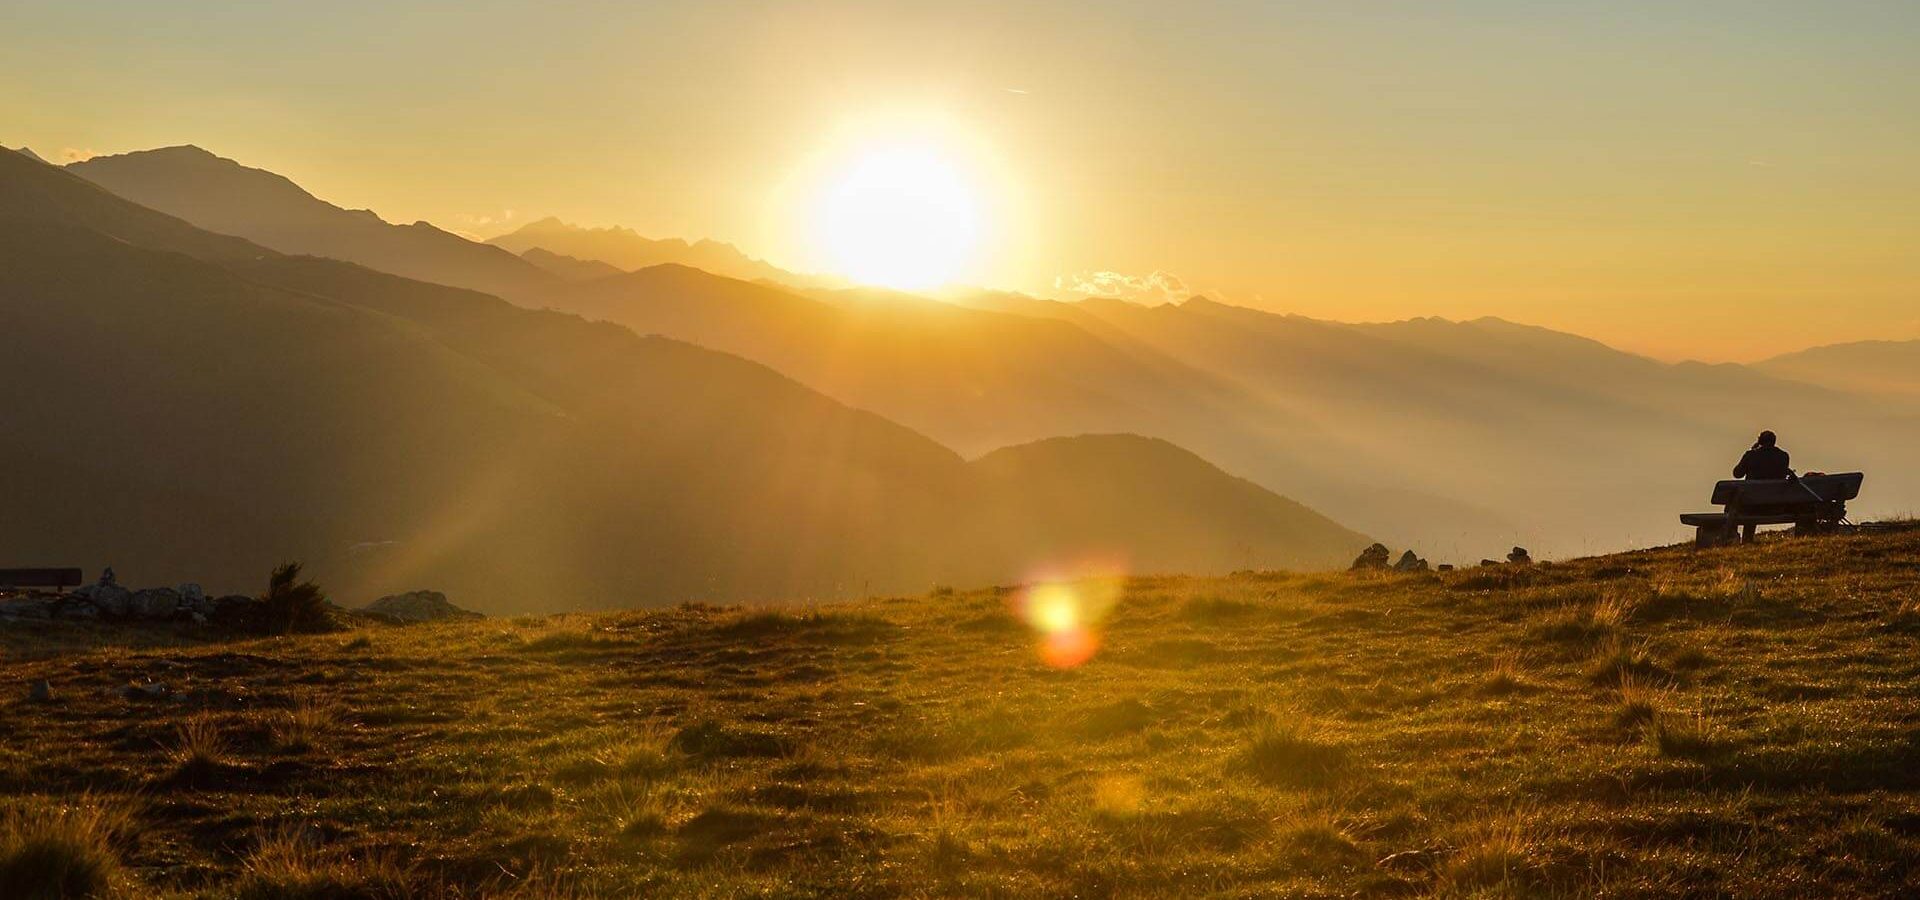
[1680,473,1863,548]
[0,567,85,590]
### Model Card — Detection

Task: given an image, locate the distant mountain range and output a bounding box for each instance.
[488,216,838,289]
[0,147,1366,611]
[519,246,623,281]
[1756,341,1920,398]
[44,144,1920,562]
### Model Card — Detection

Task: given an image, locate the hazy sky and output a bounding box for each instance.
[7,0,1919,360]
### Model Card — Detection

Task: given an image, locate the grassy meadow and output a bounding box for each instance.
[5,529,1920,897]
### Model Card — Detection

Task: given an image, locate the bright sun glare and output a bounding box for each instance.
[814,145,980,290]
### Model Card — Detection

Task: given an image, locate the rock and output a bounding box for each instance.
[364,590,481,624]
[1,596,55,620]
[1480,559,1501,567]
[129,587,181,619]
[1508,546,1534,565]
[1393,550,1430,572]
[1350,543,1392,571]
[28,680,51,702]
[208,594,261,628]
[73,582,132,616]
[188,611,208,625]
[179,583,207,606]
[121,681,170,701]
[56,602,100,620]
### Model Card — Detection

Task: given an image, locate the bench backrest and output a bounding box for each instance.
[0,567,85,589]
[1710,472,1863,507]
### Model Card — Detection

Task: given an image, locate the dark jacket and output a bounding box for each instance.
[1734,445,1791,480]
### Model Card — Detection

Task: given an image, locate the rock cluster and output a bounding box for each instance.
[1479,547,1535,567]
[1351,543,1432,572]
[363,590,481,624]
[0,570,253,626]
[1350,543,1392,570]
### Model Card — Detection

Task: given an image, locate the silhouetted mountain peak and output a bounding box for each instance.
[1175,295,1231,312]
[69,147,558,299]
[7,146,50,165]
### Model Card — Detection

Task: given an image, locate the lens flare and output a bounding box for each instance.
[1011,563,1127,668]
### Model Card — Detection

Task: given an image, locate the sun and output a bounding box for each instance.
[813,144,981,290]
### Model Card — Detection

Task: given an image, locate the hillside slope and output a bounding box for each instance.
[68,146,560,300]
[5,528,1918,897]
[0,148,1365,608]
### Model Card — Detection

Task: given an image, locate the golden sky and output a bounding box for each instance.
[6,1,1918,361]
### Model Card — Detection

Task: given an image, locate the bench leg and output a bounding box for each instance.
[1696,525,1729,548]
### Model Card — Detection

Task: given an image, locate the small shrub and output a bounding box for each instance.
[262,562,333,635]
[0,797,131,899]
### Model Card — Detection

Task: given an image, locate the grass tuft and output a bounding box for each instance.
[171,713,228,780]
[234,829,413,900]
[0,796,131,899]
[1479,652,1525,695]
[1585,638,1667,687]
[1440,818,1539,892]
[1647,708,1733,761]
[1234,718,1348,788]
[1614,674,1662,730]
[273,697,335,754]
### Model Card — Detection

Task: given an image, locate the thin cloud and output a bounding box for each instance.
[1053,270,1191,304]
[61,147,100,163]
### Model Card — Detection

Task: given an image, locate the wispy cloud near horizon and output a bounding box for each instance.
[1053,270,1191,304]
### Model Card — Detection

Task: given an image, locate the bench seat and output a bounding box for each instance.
[1680,472,1863,548]
[1679,512,1805,528]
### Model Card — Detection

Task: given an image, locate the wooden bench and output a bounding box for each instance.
[1680,473,1863,548]
[0,567,84,590]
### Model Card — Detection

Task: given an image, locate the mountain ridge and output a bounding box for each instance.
[1,146,1367,609]
[66,146,561,300]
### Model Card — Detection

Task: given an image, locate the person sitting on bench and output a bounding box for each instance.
[1731,430,1792,541]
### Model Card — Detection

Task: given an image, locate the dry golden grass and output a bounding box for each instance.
[3,529,1920,896]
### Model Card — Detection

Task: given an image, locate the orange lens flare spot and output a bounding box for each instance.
[1041,627,1099,669]
[1011,562,1127,668]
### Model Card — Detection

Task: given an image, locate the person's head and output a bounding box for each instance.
[1756,430,1777,448]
